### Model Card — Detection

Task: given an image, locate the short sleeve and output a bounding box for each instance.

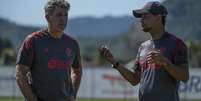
[72,42,81,68]
[16,35,35,68]
[172,40,188,65]
[133,46,142,72]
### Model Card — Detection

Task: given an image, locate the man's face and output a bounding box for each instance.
[140,13,158,32]
[47,6,68,32]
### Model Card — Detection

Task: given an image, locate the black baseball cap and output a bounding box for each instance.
[133,1,168,18]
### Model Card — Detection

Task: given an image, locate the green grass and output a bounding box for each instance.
[0,97,22,101]
[77,98,136,101]
[0,97,200,101]
[0,97,136,101]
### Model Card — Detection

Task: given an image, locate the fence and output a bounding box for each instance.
[0,66,201,100]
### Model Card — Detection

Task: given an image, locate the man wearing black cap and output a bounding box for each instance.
[99,1,189,101]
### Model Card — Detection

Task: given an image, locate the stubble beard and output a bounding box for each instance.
[142,27,152,32]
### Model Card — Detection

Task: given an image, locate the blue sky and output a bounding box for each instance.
[0,0,161,26]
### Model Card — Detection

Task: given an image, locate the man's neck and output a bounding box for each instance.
[47,29,63,39]
[150,27,165,40]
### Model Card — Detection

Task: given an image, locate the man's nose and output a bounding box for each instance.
[60,16,67,21]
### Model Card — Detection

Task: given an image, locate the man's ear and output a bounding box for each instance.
[156,15,162,24]
[45,15,50,22]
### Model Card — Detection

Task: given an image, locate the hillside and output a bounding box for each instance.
[67,16,133,38]
[0,0,201,66]
[164,0,201,41]
[0,18,40,50]
[114,0,201,64]
[0,16,133,49]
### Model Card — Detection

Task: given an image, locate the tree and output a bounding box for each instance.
[189,41,201,68]
[0,37,16,65]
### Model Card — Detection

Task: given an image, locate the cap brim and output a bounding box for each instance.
[132,9,148,18]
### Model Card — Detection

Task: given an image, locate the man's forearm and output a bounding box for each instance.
[115,63,140,86]
[71,68,82,97]
[16,65,38,101]
[164,62,189,81]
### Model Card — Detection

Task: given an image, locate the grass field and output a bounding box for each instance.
[0,97,200,101]
[0,97,136,101]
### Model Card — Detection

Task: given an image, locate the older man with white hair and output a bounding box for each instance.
[16,0,82,101]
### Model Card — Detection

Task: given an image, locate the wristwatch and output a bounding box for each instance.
[112,62,120,69]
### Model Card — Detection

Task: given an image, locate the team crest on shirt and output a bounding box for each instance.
[44,48,49,53]
[65,48,72,57]
[159,47,166,53]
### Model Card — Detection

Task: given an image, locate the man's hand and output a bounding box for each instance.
[146,49,171,67]
[16,64,38,101]
[146,49,189,81]
[30,97,39,101]
[70,96,75,101]
[99,45,116,65]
